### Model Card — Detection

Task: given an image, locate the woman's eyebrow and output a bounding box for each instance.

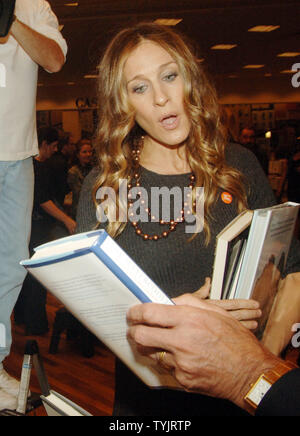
[126,61,177,85]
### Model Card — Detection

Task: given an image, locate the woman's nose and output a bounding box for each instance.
[153,85,168,106]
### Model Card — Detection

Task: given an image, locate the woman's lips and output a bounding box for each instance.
[159,114,179,130]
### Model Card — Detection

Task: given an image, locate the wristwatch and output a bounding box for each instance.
[244,361,297,413]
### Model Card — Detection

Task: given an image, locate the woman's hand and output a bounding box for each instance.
[174,278,262,330]
[207,298,262,330]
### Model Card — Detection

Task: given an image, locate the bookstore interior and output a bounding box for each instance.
[1,0,300,418]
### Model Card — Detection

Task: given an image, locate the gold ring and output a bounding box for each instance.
[157,351,166,365]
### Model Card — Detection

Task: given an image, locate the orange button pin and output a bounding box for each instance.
[221,192,233,204]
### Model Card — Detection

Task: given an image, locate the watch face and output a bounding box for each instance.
[248,378,272,405]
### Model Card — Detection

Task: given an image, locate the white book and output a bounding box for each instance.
[41,390,92,416]
[21,230,179,389]
[234,201,300,338]
[235,202,300,300]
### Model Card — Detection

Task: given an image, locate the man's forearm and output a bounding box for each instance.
[10,18,65,72]
[41,200,69,225]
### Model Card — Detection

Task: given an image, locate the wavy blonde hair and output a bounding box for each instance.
[93,22,247,243]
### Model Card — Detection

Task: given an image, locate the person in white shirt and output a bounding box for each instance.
[0,0,67,411]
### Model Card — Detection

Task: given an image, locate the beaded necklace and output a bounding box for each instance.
[127,146,196,241]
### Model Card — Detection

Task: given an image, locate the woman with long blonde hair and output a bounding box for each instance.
[76,23,299,415]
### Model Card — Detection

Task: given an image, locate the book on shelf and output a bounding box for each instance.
[21,230,179,389]
[210,201,300,338]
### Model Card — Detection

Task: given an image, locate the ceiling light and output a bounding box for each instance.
[248,25,280,32]
[67,82,75,85]
[196,58,205,63]
[243,65,265,69]
[280,69,297,74]
[277,52,300,57]
[154,19,182,26]
[64,2,79,6]
[84,75,98,79]
[211,44,237,50]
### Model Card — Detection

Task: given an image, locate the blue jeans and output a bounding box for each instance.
[0,159,34,364]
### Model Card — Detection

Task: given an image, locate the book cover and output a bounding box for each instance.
[21,230,179,389]
[210,210,253,299]
[210,202,299,339]
[235,202,300,338]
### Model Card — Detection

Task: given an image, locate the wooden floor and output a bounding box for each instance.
[5,294,115,416]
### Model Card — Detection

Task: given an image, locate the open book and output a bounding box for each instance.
[21,230,180,389]
[210,201,300,337]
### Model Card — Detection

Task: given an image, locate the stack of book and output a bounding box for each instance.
[210,201,299,338]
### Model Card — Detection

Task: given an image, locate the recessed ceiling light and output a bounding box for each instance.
[277,52,300,57]
[196,58,205,63]
[67,82,75,85]
[248,25,280,32]
[280,69,297,74]
[84,75,98,79]
[64,2,79,6]
[211,44,237,50]
[228,74,238,78]
[243,65,265,69]
[154,19,182,26]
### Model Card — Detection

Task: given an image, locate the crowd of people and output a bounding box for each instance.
[0,0,299,417]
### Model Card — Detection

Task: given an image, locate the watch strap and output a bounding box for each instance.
[263,361,298,384]
[244,361,297,412]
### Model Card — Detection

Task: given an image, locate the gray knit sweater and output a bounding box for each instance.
[77,142,300,416]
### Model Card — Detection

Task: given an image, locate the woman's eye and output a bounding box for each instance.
[163,72,178,82]
[132,84,147,94]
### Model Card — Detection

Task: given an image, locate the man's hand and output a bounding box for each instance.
[127,300,281,411]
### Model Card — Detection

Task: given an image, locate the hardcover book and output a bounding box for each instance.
[21,230,179,389]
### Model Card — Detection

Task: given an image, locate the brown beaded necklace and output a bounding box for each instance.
[127,145,196,241]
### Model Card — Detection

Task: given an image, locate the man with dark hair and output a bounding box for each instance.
[46,134,75,208]
[14,127,76,341]
[0,0,67,409]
